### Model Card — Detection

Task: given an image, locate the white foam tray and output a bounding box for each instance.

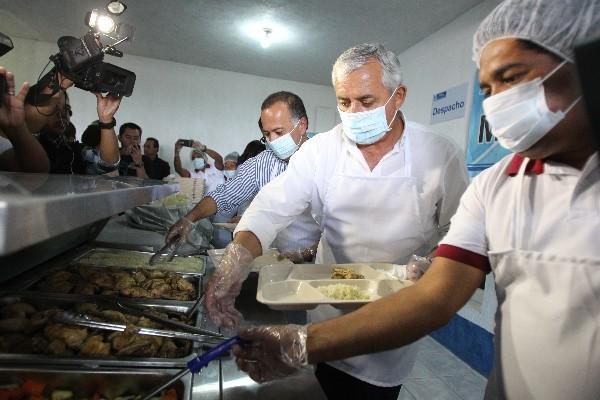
[257,263,413,310]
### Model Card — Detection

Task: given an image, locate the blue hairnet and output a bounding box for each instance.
[473,0,600,67]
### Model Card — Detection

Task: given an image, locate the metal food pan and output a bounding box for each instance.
[0,293,210,368]
[72,247,207,276]
[16,263,202,304]
[0,366,191,400]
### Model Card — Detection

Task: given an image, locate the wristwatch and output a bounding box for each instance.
[98,118,117,129]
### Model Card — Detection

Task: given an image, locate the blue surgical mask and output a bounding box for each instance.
[223,170,236,180]
[267,121,302,160]
[338,89,399,144]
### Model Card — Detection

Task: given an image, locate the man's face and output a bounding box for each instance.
[260,101,306,146]
[143,140,158,157]
[335,61,406,126]
[224,160,237,171]
[479,38,583,160]
[119,127,141,153]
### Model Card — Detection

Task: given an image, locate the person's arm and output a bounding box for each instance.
[130,145,148,179]
[308,257,484,362]
[0,67,49,172]
[95,93,121,165]
[205,147,224,170]
[174,141,190,177]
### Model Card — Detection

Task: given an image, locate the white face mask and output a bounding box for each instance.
[267,120,302,160]
[223,170,236,179]
[192,157,205,170]
[483,60,580,153]
[338,89,399,145]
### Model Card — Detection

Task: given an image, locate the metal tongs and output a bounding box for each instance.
[140,336,244,400]
[95,297,221,338]
[148,242,181,266]
[54,311,225,345]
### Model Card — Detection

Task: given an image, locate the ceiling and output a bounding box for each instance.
[0,0,485,86]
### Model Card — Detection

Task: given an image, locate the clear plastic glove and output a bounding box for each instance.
[233,324,308,383]
[405,254,432,281]
[165,216,194,246]
[205,242,254,327]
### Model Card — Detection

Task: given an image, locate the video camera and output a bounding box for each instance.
[49,9,136,97]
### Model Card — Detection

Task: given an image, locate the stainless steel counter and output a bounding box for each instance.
[191,266,327,400]
[0,172,178,279]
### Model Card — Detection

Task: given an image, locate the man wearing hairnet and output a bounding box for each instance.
[232,1,600,399]
[208,43,469,398]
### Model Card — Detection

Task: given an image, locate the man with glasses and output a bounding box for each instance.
[165,91,321,260]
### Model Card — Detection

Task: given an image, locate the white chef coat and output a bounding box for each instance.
[189,164,225,194]
[236,121,469,385]
[438,152,600,399]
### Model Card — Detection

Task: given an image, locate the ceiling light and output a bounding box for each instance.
[86,9,117,34]
[260,28,272,49]
[106,0,127,16]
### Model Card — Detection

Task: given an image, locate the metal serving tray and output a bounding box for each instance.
[0,366,191,400]
[72,247,207,275]
[0,293,212,368]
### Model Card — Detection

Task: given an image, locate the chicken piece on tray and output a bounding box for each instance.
[119,286,154,298]
[0,302,37,319]
[80,334,111,356]
[44,322,88,350]
[331,267,365,279]
[0,317,28,333]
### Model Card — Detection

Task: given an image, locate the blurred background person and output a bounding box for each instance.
[118,122,146,178]
[174,140,224,193]
[143,137,170,180]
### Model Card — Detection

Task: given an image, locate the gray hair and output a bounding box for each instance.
[332,43,403,93]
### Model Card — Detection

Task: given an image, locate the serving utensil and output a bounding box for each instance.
[53,311,225,344]
[149,242,181,266]
[140,336,243,400]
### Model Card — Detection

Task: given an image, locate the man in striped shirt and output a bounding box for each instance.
[165,91,321,257]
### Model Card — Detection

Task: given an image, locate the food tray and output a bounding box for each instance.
[0,293,209,368]
[73,247,206,275]
[17,264,202,304]
[0,366,191,400]
[257,263,412,310]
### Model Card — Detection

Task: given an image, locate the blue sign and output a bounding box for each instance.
[466,71,510,177]
[431,83,468,124]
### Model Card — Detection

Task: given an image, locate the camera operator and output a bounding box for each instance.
[117,122,147,178]
[174,140,225,193]
[0,66,50,173]
[25,70,121,174]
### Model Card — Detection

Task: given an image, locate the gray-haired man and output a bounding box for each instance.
[205,43,469,399]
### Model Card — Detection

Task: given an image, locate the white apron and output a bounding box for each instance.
[310,130,428,386]
[485,159,600,399]
[268,161,322,253]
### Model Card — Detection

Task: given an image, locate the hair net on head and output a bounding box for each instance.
[473,0,600,67]
[224,151,239,163]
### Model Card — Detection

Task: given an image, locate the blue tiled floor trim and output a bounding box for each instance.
[430,314,494,377]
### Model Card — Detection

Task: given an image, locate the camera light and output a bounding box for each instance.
[86,9,117,34]
[106,1,127,16]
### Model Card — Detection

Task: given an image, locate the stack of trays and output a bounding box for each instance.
[257,263,413,310]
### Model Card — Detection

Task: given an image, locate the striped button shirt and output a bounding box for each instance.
[207,149,287,213]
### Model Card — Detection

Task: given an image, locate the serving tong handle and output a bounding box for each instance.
[140,336,243,400]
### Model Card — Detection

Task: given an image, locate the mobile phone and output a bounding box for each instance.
[178,139,194,147]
